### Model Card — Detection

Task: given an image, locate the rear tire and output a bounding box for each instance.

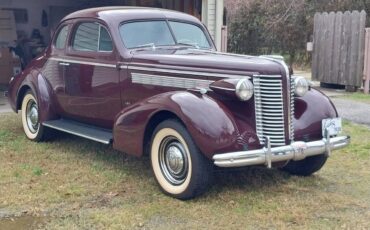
[281,154,328,176]
[150,119,213,200]
[21,90,51,142]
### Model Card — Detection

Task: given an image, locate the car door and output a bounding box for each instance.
[42,22,70,116]
[62,21,121,128]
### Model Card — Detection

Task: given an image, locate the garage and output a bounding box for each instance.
[0,0,226,85]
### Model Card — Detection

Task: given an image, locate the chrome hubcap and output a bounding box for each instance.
[159,136,188,185]
[166,145,184,175]
[26,99,39,133]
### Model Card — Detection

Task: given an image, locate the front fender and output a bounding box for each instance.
[294,88,338,141]
[113,91,258,158]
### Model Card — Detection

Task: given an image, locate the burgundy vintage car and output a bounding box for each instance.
[6,7,350,199]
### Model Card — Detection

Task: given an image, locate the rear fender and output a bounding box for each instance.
[113,91,258,158]
[15,70,58,122]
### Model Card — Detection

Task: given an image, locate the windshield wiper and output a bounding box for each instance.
[134,43,156,49]
[177,42,200,49]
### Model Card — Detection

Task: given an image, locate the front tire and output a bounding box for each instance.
[150,119,213,200]
[21,90,49,142]
[281,154,328,176]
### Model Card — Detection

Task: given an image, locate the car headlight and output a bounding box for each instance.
[294,76,309,97]
[235,79,254,101]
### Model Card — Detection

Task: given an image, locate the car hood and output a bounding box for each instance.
[129,48,286,78]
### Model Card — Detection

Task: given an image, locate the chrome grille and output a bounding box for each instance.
[290,77,295,141]
[254,75,286,146]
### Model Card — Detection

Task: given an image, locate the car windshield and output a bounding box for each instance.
[119,20,212,49]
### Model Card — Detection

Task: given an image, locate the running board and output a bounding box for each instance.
[43,119,113,144]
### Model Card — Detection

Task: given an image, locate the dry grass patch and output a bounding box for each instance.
[0,113,369,229]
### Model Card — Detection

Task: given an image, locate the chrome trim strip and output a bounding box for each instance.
[213,135,350,168]
[127,62,255,76]
[50,57,116,68]
[131,72,214,89]
[128,66,251,79]
[281,61,293,142]
[209,85,236,91]
[253,74,282,78]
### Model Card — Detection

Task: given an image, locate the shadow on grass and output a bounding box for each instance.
[1,114,329,201]
[49,130,330,198]
[48,130,152,176]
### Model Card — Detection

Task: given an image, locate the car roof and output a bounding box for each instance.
[62,6,200,24]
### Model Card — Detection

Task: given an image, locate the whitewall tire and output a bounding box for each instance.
[21,90,48,141]
[150,119,213,199]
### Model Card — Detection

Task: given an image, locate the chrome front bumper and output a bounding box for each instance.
[213,135,350,168]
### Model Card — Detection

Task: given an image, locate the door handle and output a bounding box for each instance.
[59,62,70,66]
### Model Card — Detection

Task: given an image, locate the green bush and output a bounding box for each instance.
[227,0,370,66]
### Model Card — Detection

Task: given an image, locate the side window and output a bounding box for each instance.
[72,22,113,52]
[99,27,113,52]
[73,22,99,51]
[55,25,69,49]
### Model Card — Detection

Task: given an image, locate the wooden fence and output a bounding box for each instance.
[312,11,366,88]
[363,28,370,94]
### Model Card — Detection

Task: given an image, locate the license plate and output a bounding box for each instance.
[322,118,342,136]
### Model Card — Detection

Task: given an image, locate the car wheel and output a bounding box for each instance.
[150,119,213,199]
[281,154,328,176]
[21,90,49,141]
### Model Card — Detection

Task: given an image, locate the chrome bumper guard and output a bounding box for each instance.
[213,135,350,168]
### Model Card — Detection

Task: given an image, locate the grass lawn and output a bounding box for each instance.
[0,114,369,229]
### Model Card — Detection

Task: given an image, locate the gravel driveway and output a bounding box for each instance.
[331,98,370,127]
[312,86,370,127]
